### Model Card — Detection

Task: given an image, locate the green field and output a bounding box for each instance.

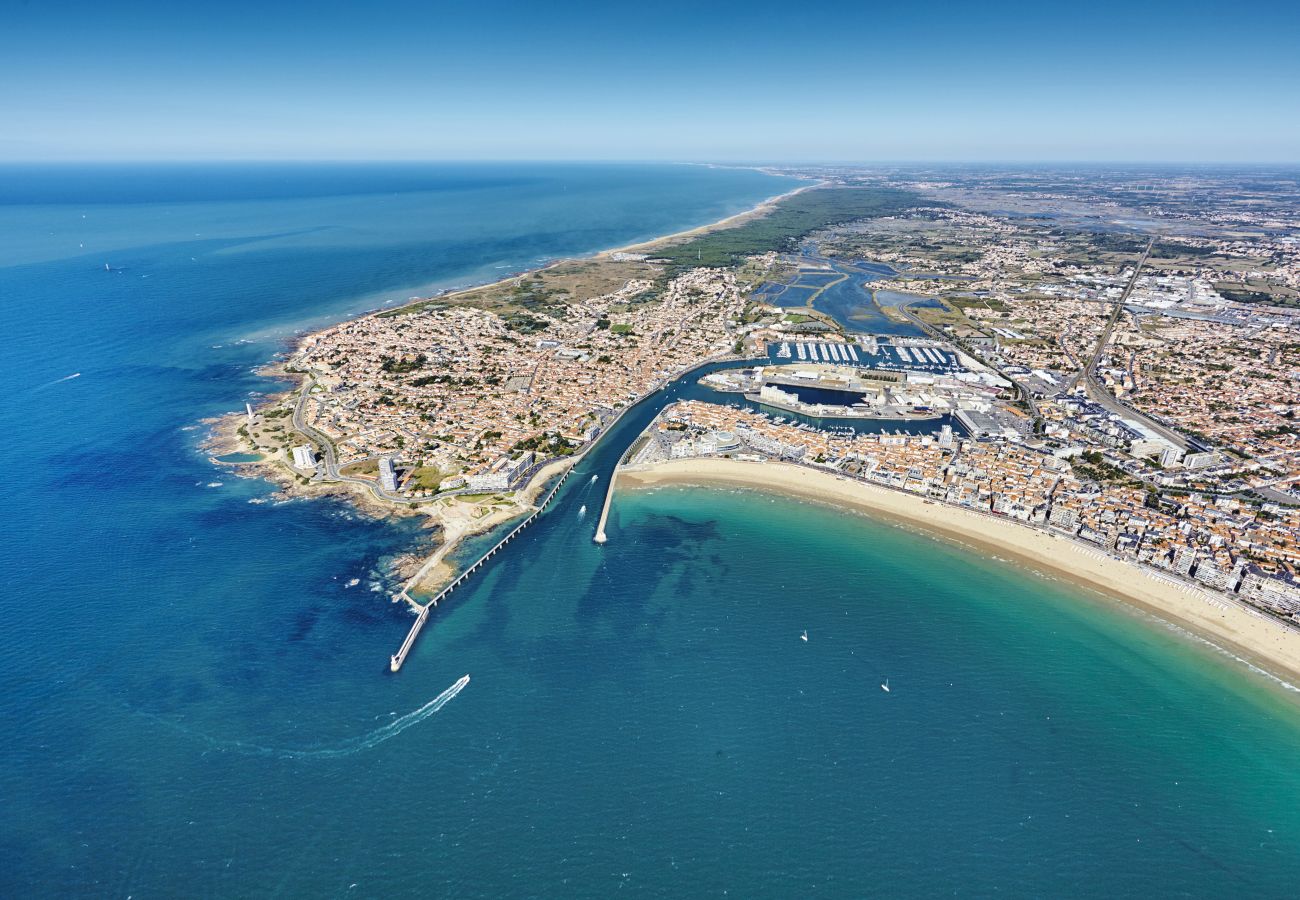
[407,466,444,491]
[1213,279,1300,308]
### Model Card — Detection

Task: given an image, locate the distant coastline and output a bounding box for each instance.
[621,458,1300,687]
[384,173,817,311]
[596,179,819,258]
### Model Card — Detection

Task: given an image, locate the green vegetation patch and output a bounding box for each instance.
[1213,279,1299,308]
[512,432,579,456]
[650,188,922,271]
[407,466,444,491]
[1074,450,1140,486]
[380,354,427,373]
[503,313,550,333]
[340,459,379,478]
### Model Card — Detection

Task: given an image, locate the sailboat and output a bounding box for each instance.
[881,678,890,692]
[800,630,808,642]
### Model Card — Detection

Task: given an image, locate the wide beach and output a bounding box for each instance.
[621,457,1300,686]
[596,179,817,257]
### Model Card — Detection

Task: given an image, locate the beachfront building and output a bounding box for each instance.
[465,452,536,492]
[1239,572,1300,616]
[379,457,399,493]
[291,445,318,470]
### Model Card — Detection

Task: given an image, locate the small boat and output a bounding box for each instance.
[104,263,111,272]
[800,630,808,642]
[578,504,587,519]
[881,679,890,692]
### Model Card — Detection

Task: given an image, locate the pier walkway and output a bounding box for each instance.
[390,466,572,672]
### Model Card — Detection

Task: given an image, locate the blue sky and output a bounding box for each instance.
[3,0,1297,162]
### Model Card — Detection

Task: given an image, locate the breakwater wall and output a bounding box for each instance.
[593,471,617,544]
[390,466,572,672]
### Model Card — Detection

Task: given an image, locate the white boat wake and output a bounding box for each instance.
[144,675,470,760]
[31,372,81,392]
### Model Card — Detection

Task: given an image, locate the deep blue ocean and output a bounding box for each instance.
[4,163,1300,897]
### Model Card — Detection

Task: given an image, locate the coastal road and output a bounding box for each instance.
[291,374,411,504]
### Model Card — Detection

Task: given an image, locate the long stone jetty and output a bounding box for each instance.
[592,471,617,544]
[390,466,572,672]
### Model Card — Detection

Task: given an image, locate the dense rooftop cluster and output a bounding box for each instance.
[267,170,1300,621]
[1118,318,1300,473]
[293,268,745,481]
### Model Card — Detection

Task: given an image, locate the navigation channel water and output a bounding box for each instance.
[444,356,956,575]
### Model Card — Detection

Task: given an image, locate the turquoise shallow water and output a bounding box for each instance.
[3,164,1300,896]
[593,487,1300,896]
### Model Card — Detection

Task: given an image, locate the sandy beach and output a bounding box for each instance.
[620,458,1300,686]
[597,181,819,257]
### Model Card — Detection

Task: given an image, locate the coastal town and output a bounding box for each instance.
[25,1,1300,891]
[284,264,749,487]
[224,257,762,598]
[625,396,1300,616]
[228,171,1300,642]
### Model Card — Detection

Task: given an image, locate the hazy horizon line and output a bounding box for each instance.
[2,158,1299,169]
